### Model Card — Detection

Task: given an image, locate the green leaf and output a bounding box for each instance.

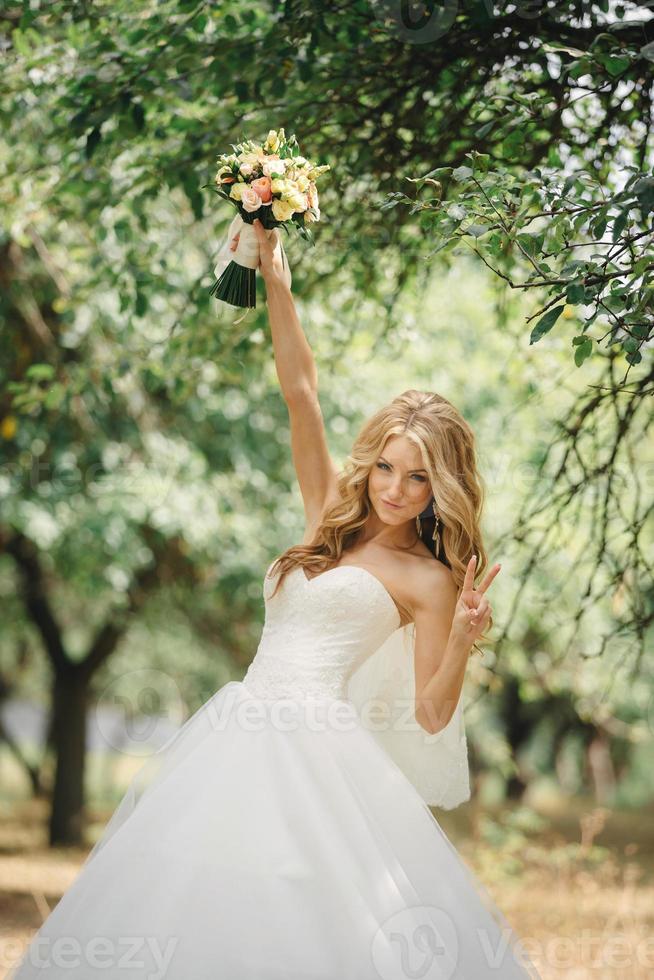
[297,59,312,83]
[517,232,544,257]
[44,383,66,410]
[421,167,452,181]
[26,364,56,381]
[612,208,630,241]
[234,80,248,101]
[568,58,591,80]
[573,337,593,366]
[135,291,149,317]
[85,126,102,159]
[465,224,488,238]
[598,54,630,77]
[566,282,586,304]
[529,305,565,344]
[270,76,286,98]
[132,102,146,131]
[447,204,466,221]
[603,293,625,313]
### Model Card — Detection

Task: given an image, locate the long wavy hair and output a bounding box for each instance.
[268,389,491,644]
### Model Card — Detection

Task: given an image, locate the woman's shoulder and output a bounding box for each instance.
[390,544,457,614]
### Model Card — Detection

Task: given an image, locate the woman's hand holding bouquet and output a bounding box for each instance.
[228,220,288,292]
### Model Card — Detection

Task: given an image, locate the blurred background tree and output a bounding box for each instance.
[0,0,652,871]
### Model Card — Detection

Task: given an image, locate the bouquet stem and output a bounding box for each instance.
[210,217,277,309]
[209,262,257,308]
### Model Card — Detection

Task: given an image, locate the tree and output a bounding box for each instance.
[1,0,653,841]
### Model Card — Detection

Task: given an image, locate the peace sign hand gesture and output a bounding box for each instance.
[450,555,501,652]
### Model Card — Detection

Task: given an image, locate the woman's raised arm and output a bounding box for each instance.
[230,219,339,534]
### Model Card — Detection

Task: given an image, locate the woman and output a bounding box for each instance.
[9,221,541,979]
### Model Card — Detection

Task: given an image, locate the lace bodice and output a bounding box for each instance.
[242,562,401,700]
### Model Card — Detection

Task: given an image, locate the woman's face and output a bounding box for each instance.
[367,434,433,525]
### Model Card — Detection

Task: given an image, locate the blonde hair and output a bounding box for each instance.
[268,389,491,645]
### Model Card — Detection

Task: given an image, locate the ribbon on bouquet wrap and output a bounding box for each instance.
[211,210,292,316]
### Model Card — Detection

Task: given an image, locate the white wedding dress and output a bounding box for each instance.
[10,561,541,979]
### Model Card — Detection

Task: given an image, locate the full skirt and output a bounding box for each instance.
[9,680,541,979]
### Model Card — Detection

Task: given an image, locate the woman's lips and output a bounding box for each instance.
[381,499,401,509]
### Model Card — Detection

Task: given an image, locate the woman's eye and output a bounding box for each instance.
[377,462,426,482]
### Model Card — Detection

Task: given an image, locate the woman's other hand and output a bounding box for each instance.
[450,554,501,651]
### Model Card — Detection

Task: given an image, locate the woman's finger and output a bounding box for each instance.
[478,563,502,595]
[471,600,491,624]
[253,218,268,242]
[254,219,277,250]
[460,555,477,597]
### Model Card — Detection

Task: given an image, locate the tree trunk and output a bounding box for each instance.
[501,675,530,799]
[49,669,89,846]
[587,731,617,804]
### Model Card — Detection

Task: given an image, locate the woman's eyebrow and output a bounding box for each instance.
[379,456,428,473]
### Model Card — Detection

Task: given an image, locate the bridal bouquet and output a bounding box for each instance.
[209,128,330,309]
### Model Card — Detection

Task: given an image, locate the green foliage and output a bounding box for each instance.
[385,156,653,378]
[0,0,652,820]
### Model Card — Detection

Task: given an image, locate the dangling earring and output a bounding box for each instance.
[432,498,442,557]
[415,513,421,535]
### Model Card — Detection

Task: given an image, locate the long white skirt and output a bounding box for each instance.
[9,680,541,979]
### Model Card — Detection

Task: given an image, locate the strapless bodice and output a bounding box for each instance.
[242,562,401,700]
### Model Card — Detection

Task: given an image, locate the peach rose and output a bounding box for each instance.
[241,186,262,213]
[251,176,272,203]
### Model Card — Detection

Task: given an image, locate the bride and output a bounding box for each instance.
[9,221,541,979]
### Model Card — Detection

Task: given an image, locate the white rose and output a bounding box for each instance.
[241,186,262,212]
[239,162,254,177]
[262,158,287,178]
